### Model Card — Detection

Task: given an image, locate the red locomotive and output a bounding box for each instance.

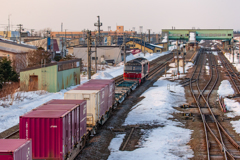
[123,57,150,83]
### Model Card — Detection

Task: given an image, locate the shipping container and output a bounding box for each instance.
[64,90,102,126]
[44,99,87,143]
[33,103,86,147]
[74,83,108,116]
[20,110,73,160]
[86,79,115,110]
[0,139,32,160]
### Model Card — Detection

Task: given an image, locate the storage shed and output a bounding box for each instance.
[20,59,81,92]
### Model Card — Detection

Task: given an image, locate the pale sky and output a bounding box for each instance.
[0,0,239,33]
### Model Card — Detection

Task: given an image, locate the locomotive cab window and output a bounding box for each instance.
[132,66,142,71]
[125,66,132,71]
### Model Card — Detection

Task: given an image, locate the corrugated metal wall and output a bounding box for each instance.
[20,65,58,92]
[57,67,80,92]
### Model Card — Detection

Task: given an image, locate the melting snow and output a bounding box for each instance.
[217,80,240,133]
[108,62,194,159]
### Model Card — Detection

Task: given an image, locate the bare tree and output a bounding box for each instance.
[27,47,51,67]
[12,53,28,73]
[36,28,52,38]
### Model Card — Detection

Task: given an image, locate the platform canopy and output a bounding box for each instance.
[162,29,233,41]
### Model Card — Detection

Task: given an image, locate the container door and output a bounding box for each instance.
[98,92,100,120]
[77,107,80,143]
[83,94,92,126]
[71,109,75,147]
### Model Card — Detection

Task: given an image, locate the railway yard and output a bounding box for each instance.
[2,41,240,160]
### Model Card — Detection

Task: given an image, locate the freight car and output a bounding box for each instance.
[16,78,146,160]
[19,100,87,160]
[123,57,149,83]
[0,139,32,160]
[64,79,115,135]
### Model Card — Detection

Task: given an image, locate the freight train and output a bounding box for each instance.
[123,57,149,83]
[1,58,151,160]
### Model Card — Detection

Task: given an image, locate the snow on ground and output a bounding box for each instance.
[218,80,234,97]
[0,51,171,133]
[92,51,171,79]
[225,52,240,72]
[108,62,194,160]
[0,84,86,132]
[217,80,240,133]
[212,51,218,56]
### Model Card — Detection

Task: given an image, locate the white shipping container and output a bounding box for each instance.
[64,90,101,126]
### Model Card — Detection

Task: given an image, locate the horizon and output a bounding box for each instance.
[0,0,239,33]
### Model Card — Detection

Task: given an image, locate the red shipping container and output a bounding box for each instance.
[74,83,108,116]
[33,104,78,148]
[20,110,73,160]
[86,79,115,110]
[43,99,87,145]
[0,139,32,160]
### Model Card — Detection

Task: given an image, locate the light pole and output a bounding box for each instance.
[183,45,186,74]
[7,14,11,38]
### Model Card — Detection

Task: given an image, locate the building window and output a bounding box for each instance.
[228,34,232,36]
[156,50,161,52]
[92,57,98,60]
[222,34,226,36]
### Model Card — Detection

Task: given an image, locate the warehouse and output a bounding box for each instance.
[126,39,166,53]
[20,59,81,92]
[73,46,122,65]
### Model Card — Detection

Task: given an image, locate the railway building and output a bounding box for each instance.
[73,46,122,65]
[126,38,166,53]
[19,59,81,92]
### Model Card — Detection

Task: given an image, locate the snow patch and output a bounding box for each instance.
[217,80,234,97]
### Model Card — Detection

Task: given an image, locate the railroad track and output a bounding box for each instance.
[2,53,173,144]
[3,129,19,139]
[189,51,240,159]
[113,53,173,83]
[218,52,240,94]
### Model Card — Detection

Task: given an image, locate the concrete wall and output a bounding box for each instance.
[73,47,122,64]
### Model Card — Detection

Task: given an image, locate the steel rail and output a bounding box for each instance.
[113,53,173,84]
[199,54,228,159]
[218,53,240,94]
[189,51,210,160]
[3,129,19,139]
[189,52,236,160]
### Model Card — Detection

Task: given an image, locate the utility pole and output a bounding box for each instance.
[95,37,97,73]
[232,38,234,63]
[147,29,151,43]
[87,31,92,79]
[31,29,34,37]
[141,32,143,52]
[144,34,146,55]
[177,40,180,78]
[65,29,67,57]
[183,45,186,74]
[61,23,63,32]
[123,34,126,64]
[7,14,11,38]
[17,24,23,44]
[94,16,102,45]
